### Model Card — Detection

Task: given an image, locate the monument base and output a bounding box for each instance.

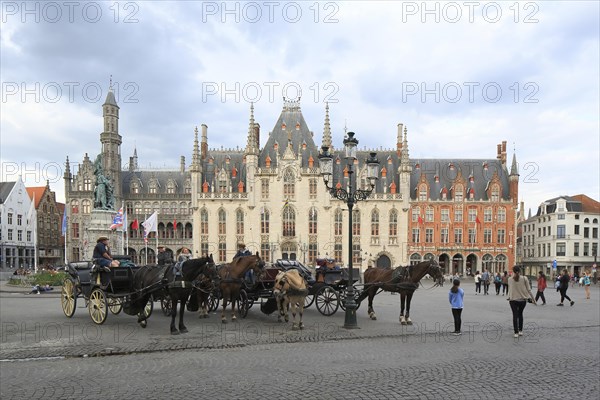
[86,209,118,260]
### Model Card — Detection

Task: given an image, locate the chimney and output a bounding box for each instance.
[497,143,502,161]
[501,141,507,164]
[201,124,208,160]
[180,156,185,173]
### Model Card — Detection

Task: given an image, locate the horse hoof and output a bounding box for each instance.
[292,325,299,331]
[179,328,188,334]
[369,314,377,320]
[232,316,237,322]
[221,319,227,324]
[171,330,180,335]
[299,324,305,330]
[139,320,147,329]
[406,320,413,325]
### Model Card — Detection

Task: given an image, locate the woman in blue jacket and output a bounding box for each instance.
[449,279,464,335]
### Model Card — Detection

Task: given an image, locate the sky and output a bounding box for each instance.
[1,0,599,214]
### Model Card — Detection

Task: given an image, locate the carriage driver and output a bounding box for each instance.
[93,237,120,270]
[234,243,254,286]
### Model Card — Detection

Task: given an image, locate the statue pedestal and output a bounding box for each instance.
[86,209,118,259]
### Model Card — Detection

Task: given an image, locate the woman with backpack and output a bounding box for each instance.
[494,273,502,295]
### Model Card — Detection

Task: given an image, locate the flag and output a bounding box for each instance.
[131,219,139,230]
[173,218,177,230]
[142,211,158,243]
[476,215,481,225]
[110,207,124,230]
[283,199,289,208]
[61,210,67,236]
[418,215,423,225]
[123,208,127,233]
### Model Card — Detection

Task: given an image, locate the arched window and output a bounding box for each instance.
[484,207,493,222]
[412,207,420,222]
[482,254,493,271]
[371,210,379,236]
[352,209,360,236]
[495,254,507,272]
[236,209,244,235]
[218,209,226,235]
[497,207,506,223]
[309,207,318,235]
[425,206,434,222]
[71,200,79,214]
[261,208,270,234]
[454,185,463,202]
[334,209,343,236]
[389,209,398,237]
[283,169,295,200]
[282,206,296,237]
[200,209,209,235]
[81,200,91,214]
[410,253,422,265]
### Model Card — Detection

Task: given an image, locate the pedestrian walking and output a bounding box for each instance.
[583,272,591,300]
[557,269,574,306]
[501,271,509,295]
[475,271,482,295]
[494,273,502,295]
[507,266,536,338]
[449,279,464,335]
[535,271,547,305]
[481,268,491,295]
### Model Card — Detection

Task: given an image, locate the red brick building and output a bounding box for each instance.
[408,141,519,275]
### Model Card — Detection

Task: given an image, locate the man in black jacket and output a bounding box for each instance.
[157,246,172,266]
[557,269,574,306]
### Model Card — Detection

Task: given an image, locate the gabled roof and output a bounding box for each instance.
[26,187,47,209]
[0,182,16,204]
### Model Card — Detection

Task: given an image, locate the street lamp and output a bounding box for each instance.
[319,132,379,329]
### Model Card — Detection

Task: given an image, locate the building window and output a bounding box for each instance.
[593,228,598,239]
[389,210,398,237]
[425,207,434,222]
[8,229,13,240]
[491,187,499,202]
[82,200,91,214]
[454,207,463,222]
[574,242,579,256]
[557,214,565,220]
[556,242,566,257]
[17,215,22,226]
[484,228,492,244]
[218,209,226,235]
[149,184,157,194]
[584,227,589,238]
[454,186,463,202]
[27,231,32,241]
[261,243,270,262]
[309,178,317,199]
[497,229,505,244]
[309,243,317,265]
[468,208,477,223]
[219,242,227,263]
[309,208,318,235]
[425,228,433,243]
[261,209,270,234]
[71,202,79,214]
[352,210,361,236]
[371,210,379,236]
[441,208,450,222]
[236,209,244,235]
[218,178,227,193]
[557,225,566,239]
[334,244,342,264]
[412,207,420,223]
[468,228,476,244]
[441,228,449,243]
[283,169,295,200]
[574,225,580,235]
[593,243,598,258]
[484,207,492,222]
[418,185,427,201]
[17,230,22,241]
[334,209,343,236]
[261,179,269,200]
[282,206,295,237]
[497,207,506,223]
[72,223,79,238]
[583,243,589,256]
[454,228,462,244]
[412,228,420,243]
[352,243,361,265]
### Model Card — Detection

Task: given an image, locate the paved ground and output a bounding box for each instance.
[1,279,599,399]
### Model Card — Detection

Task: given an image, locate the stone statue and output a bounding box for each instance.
[93,155,115,210]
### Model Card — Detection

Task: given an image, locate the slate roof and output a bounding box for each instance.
[0,182,16,204]
[536,194,600,216]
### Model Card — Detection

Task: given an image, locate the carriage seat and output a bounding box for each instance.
[69,261,93,270]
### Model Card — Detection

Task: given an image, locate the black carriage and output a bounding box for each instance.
[60,256,158,325]
[234,259,359,318]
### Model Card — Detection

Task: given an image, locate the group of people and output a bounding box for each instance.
[450,266,592,339]
[93,236,193,269]
[473,269,510,296]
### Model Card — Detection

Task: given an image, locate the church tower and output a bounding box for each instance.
[100,81,122,201]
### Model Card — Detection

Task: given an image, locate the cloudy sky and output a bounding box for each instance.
[1,0,598,214]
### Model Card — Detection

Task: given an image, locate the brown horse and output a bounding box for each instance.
[273,269,308,330]
[218,253,265,323]
[358,259,443,324]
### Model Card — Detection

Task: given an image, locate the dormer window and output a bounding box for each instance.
[454,185,463,202]
[295,122,300,130]
[448,163,455,170]
[282,123,287,130]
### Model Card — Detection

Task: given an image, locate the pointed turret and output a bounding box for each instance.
[510,153,519,176]
[509,151,519,205]
[245,103,259,155]
[191,126,201,172]
[322,103,332,150]
[400,127,411,173]
[396,123,404,156]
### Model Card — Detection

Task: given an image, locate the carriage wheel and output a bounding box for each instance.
[108,297,122,315]
[89,288,108,325]
[339,288,361,311]
[61,278,77,318]
[207,292,220,313]
[238,289,250,319]
[304,294,315,308]
[161,294,173,316]
[315,286,340,316]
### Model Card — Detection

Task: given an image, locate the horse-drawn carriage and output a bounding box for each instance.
[60,255,159,326]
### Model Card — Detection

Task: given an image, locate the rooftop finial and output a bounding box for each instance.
[109,75,113,91]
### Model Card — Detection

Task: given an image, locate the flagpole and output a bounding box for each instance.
[121,201,125,255]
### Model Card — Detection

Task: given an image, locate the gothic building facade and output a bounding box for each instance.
[64,88,519,274]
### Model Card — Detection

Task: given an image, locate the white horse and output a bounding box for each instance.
[273,270,308,330]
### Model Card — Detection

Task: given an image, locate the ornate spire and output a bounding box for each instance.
[510,152,519,176]
[191,126,200,172]
[400,126,411,172]
[322,102,332,150]
[246,102,259,155]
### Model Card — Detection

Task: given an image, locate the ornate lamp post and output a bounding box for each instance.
[319,132,379,328]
